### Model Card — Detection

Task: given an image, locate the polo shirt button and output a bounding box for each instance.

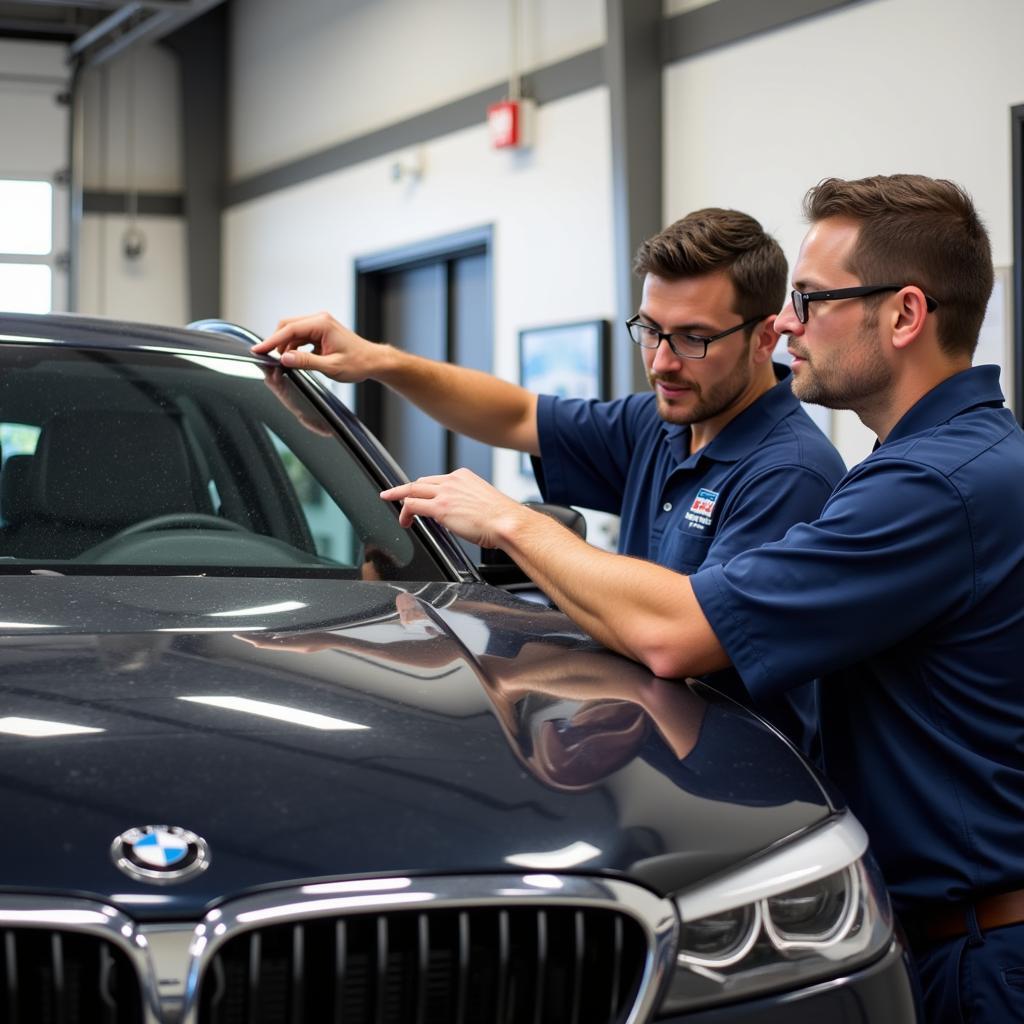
[663,502,673,512]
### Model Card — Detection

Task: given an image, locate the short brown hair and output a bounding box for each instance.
[633,208,787,323]
[803,175,993,357]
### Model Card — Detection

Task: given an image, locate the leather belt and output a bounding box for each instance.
[903,887,1024,948]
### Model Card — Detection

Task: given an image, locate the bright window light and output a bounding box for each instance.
[0,265,51,313]
[0,180,52,254]
[180,696,368,731]
[0,423,41,458]
[0,716,104,738]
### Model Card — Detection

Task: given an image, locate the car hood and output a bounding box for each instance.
[0,574,832,918]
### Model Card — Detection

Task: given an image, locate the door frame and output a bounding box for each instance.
[1012,103,1024,423]
[353,224,493,446]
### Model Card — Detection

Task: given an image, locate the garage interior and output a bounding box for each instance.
[0,0,1022,493]
[1,6,1023,1023]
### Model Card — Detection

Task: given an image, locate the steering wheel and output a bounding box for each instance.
[105,512,249,542]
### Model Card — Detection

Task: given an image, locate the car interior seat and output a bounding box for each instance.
[7,411,212,559]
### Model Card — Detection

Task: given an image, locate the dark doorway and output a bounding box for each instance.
[355,226,493,481]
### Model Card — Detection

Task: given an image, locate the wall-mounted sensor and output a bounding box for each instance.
[122,225,146,260]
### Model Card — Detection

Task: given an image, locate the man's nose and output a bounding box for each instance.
[774,299,802,336]
[651,337,683,372]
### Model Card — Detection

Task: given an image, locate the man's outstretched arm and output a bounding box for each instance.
[381,469,730,679]
[252,311,540,454]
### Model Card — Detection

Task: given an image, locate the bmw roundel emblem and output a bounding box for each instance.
[111,825,210,884]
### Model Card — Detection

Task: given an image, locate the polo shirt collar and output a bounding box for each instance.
[881,365,1006,447]
[664,362,799,464]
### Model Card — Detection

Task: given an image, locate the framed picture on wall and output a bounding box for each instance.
[518,319,609,475]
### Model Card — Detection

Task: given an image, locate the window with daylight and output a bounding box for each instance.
[0,179,53,314]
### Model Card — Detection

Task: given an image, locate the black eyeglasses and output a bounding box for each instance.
[791,284,939,324]
[625,313,767,360]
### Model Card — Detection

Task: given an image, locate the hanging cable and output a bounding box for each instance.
[122,50,145,261]
[97,64,108,310]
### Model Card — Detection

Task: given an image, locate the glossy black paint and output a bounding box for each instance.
[657,942,920,1023]
[0,574,832,918]
[0,311,267,358]
[0,313,919,1020]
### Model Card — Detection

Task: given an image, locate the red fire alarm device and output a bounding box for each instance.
[487,98,535,149]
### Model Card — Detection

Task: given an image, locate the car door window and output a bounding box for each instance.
[0,344,445,581]
[264,426,358,565]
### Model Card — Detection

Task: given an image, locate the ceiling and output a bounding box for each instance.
[0,0,225,65]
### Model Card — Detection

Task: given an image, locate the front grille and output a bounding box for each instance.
[0,928,144,1024]
[197,905,648,1024]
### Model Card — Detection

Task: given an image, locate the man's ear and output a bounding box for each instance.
[751,316,780,364]
[891,287,931,351]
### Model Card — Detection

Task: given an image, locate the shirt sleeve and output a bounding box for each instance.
[704,463,841,569]
[690,456,975,698]
[534,394,649,514]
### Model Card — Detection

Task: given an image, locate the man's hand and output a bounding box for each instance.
[251,311,388,382]
[384,472,728,680]
[254,310,541,455]
[381,468,532,549]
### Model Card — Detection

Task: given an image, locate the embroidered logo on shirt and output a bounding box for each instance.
[685,488,719,531]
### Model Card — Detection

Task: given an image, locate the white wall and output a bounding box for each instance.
[664,0,1024,464]
[226,0,615,542]
[80,47,182,192]
[229,0,605,179]
[224,86,615,507]
[78,214,188,324]
[77,45,187,324]
[225,0,1022,477]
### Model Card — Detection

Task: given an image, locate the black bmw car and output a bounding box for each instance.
[0,312,918,1023]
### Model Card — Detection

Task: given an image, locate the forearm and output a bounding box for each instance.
[496,508,729,679]
[381,469,729,678]
[254,312,540,454]
[375,346,539,454]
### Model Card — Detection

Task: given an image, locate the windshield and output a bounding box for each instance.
[0,342,444,580]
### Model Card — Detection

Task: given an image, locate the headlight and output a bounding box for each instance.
[658,814,893,1014]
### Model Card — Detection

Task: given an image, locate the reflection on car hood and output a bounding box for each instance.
[0,575,832,917]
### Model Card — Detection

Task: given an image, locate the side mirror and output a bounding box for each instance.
[478,503,586,587]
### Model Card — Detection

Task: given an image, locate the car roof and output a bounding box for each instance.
[0,311,264,359]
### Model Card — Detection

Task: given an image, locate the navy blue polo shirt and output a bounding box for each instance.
[534,364,846,749]
[691,365,1024,913]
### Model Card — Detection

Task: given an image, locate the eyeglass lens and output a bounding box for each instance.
[627,321,707,358]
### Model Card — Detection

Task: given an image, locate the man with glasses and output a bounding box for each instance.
[380,174,1024,1023]
[255,208,845,749]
